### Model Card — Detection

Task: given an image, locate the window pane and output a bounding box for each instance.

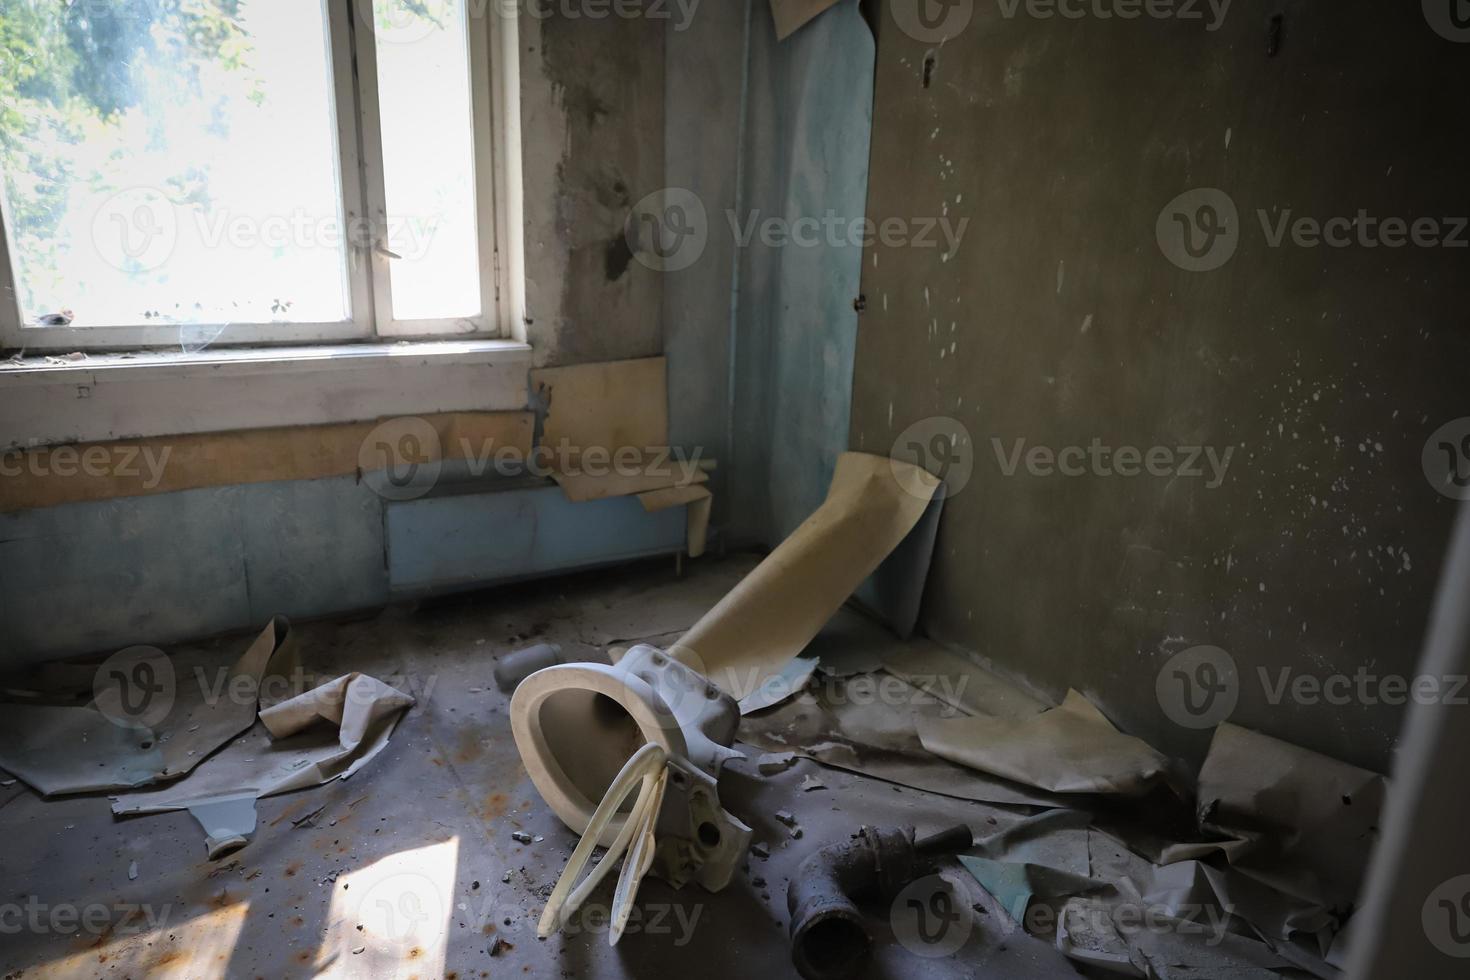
[373,0,481,321]
[0,0,349,328]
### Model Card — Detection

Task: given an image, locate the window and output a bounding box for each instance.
[0,0,514,352]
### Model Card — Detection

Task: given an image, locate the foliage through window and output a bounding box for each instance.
[0,0,503,351]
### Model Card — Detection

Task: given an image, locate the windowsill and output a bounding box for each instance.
[0,339,533,387]
[0,339,534,452]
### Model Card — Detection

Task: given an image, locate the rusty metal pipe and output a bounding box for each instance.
[787,824,973,980]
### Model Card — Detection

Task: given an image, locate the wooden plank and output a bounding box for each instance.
[0,412,534,513]
[640,484,715,558]
[637,483,713,512]
[530,357,668,461]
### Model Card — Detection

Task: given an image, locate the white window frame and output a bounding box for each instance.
[0,0,518,353]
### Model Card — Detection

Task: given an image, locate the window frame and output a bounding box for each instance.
[0,0,510,353]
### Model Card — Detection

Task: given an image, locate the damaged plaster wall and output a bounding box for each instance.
[848,5,1470,774]
[520,9,666,367]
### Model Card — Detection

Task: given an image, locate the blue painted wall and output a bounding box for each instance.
[1,476,386,664]
[729,1,876,546]
[386,487,685,595]
[1,476,687,666]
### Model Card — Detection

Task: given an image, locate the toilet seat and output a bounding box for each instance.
[510,660,689,844]
[509,644,751,891]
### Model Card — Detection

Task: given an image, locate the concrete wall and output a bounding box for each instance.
[848,3,1470,774]
[521,10,666,367]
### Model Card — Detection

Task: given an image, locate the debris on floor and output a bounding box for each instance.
[111,671,415,856]
[916,689,1177,796]
[0,617,296,796]
[742,668,1065,807]
[740,647,1380,979]
[757,751,797,774]
[788,824,973,980]
[0,553,1395,979]
[956,809,1335,979]
[492,642,569,693]
[291,803,328,828]
[802,606,889,677]
[738,655,818,713]
[1183,722,1385,913]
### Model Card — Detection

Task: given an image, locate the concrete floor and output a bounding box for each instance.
[0,555,1078,980]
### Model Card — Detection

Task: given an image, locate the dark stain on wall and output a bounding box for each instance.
[604,233,634,281]
[536,11,665,365]
[851,4,1470,774]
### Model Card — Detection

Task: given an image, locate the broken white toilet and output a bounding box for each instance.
[510,644,752,938]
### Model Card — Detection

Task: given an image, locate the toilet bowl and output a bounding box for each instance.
[510,644,750,891]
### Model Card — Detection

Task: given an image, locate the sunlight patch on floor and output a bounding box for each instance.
[29,900,249,979]
[319,837,461,978]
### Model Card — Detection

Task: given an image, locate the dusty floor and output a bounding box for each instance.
[0,554,1078,980]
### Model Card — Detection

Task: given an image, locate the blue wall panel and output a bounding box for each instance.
[730,1,875,547]
[0,476,387,665]
[386,485,686,595]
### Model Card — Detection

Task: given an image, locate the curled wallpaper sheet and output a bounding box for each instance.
[1162,723,1387,913]
[638,483,715,558]
[960,814,1328,979]
[739,671,1066,809]
[0,617,296,796]
[917,690,1176,797]
[670,452,941,704]
[113,672,415,856]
